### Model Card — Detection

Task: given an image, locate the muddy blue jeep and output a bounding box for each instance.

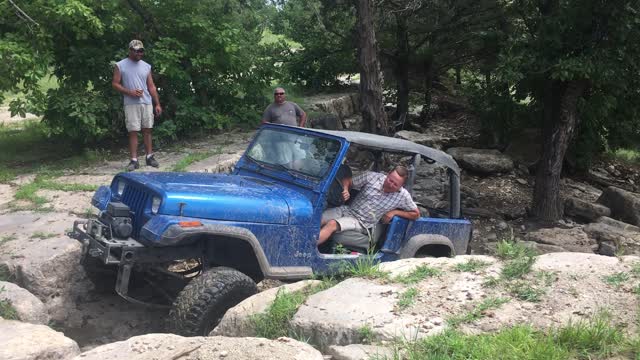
[70,124,472,335]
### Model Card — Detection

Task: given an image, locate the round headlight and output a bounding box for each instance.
[151,196,162,214]
[117,181,126,196]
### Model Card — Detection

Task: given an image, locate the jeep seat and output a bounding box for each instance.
[330,223,387,254]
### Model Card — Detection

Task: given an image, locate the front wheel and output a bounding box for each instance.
[166,266,257,336]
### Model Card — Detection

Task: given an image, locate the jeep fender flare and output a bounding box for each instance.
[160,224,312,280]
[399,234,455,259]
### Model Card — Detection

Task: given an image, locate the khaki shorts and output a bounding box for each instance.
[124,104,154,132]
[321,206,366,233]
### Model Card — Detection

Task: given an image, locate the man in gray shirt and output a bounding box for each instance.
[261,87,307,127]
[112,40,163,171]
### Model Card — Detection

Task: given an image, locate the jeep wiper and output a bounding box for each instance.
[245,155,300,179]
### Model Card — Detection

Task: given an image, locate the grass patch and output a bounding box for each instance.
[392,314,632,360]
[358,324,375,344]
[603,272,630,289]
[496,240,537,260]
[454,259,491,272]
[10,171,99,211]
[171,149,221,172]
[501,255,536,280]
[0,166,16,183]
[507,281,546,302]
[30,231,57,239]
[251,282,332,339]
[338,254,389,280]
[447,297,510,328]
[609,148,640,164]
[630,261,640,277]
[395,264,442,285]
[0,234,16,246]
[0,287,19,320]
[396,287,419,311]
[552,312,626,358]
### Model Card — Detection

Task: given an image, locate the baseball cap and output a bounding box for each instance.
[128,40,144,50]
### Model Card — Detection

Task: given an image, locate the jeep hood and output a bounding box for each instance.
[117,172,306,224]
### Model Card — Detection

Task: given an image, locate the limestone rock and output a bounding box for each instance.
[394,130,451,149]
[212,280,321,337]
[521,241,566,254]
[584,222,640,255]
[0,319,80,360]
[290,278,417,351]
[596,186,640,227]
[0,281,49,324]
[525,227,596,253]
[309,112,343,130]
[446,147,514,174]
[327,344,395,360]
[74,334,323,360]
[595,216,640,233]
[564,197,611,222]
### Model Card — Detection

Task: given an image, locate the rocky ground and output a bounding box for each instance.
[2,90,640,359]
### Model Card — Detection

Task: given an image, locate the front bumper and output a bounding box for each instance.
[69,219,146,265]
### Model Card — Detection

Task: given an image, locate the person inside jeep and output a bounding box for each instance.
[325,163,353,208]
[317,165,420,250]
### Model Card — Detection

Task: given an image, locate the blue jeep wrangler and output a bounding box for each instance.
[70,124,472,335]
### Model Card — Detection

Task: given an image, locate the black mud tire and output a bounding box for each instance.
[167,266,257,336]
[82,256,117,293]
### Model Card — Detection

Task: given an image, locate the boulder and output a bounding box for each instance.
[0,281,49,324]
[596,186,640,226]
[290,278,421,351]
[394,130,452,149]
[504,128,541,168]
[327,344,395,360]
[342,115,363,131]
[583,222,640,255]
[564,197,611,222]
[0,319,80,360]
[595,216,640,233]
[525,227,596,253]
[73,334,323,360]
[307,94,358,120]
[309,112,343,130]
[521,241,567,254]
[446,147,514,175]
[212,280,321,337]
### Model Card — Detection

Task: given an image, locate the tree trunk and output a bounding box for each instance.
[423,57,433,118]
[394,14,409,129]
[530,79,587,221]
[356,0,387,135]
[455,67,462,85]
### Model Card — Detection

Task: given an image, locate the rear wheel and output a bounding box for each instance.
[166,266,257,336]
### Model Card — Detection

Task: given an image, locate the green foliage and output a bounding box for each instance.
[501,256,536,280]
[393,314,634,360]
[395,264,442,285]
[171,149,222,172]
[1,0,278,145]
[251,288,308,339]
[507,281,545,302]
[396,287,419,311]
[454,259,491,272]
[496,240,537,261]
[0,264,13,282]
[337,255,388,280]
[552,312,625,359]
[0,287,19,320]
[609,149,640,165]
[271,0,357,89]
[447,297,510,328]
[30,232,57,240]
[603,272,630,289]
[358,324,375,344]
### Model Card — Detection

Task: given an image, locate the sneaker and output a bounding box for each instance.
[126,160,140,172]
[146,154,159,168]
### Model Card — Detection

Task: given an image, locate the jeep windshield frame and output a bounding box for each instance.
[244,127,342,181]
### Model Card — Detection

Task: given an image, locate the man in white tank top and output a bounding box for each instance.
[112,40,163,171]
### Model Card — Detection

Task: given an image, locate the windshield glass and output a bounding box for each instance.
[246,128,341,178]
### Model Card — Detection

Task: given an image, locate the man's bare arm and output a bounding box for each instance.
[298,110,307,127]
[146,72,162,116]
[381,208,421,224]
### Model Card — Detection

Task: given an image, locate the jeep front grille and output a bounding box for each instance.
[120,184,151,239]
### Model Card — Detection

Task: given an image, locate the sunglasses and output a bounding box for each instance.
[132,49,145,53]
[274,92,285,95]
